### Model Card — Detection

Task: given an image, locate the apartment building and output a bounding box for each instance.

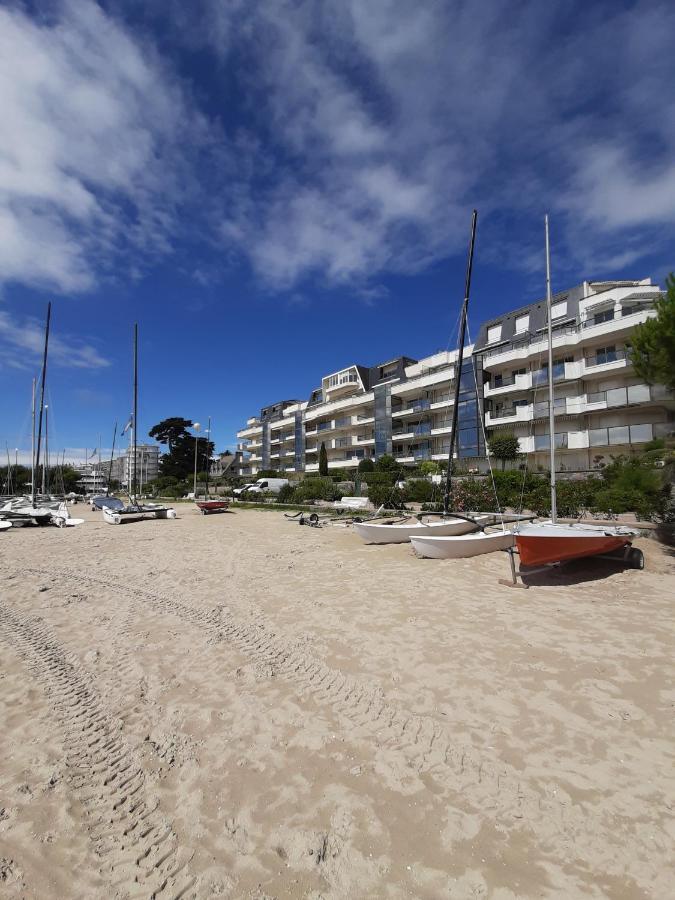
[236,277,673,477]
[106,443,161,488]
[236,348,482,475]
[475,278,674,470]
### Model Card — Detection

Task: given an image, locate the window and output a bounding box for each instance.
[595,345,617,365]
[593,308,614,325]
[515,314,529,333]
[550,301,567,319]
[487,324,502,343]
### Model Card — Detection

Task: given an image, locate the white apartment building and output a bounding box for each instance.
[236,277,674,477]
[107,443,161,488]
[476,279,674,471]
[236,347,484,475]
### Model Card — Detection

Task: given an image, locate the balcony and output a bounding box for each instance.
[484,372,533,396]
[322,367,361,401]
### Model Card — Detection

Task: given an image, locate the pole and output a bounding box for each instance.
[205,416,211,499]
[107,422,118,496]
[193,434,199,498]
[545,215,557,523]
[34,302,52,501]
[132,324,138,503]
[31,378,36,506]
[42,405,49,494]
[5,444,11,495]
[443,210,478,516]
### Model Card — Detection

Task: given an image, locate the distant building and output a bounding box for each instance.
[210,449,248,478]
[103,444,161,490]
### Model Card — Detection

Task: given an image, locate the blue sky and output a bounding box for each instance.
[1,0,674,462]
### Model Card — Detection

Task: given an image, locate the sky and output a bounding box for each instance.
[1,0,674,463]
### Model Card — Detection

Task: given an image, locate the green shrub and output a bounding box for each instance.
[358,458,375,472]
[374,454,400,473]
[403,479,435,503]
[277,483,297,503]
[295,477,340,502]
[368,484,406,508]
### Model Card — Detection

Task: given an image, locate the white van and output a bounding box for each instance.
[234,478,289,496]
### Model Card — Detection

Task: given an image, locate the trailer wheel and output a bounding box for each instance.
[627,547,644,569]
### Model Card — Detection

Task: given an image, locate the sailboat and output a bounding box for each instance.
[513,217,637,568]
[0,304,83,528]
[194,418,229,514]
[354,211,493,545]
[102,325,176,525]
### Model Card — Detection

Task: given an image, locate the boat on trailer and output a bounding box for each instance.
[512,217,642,571]
[411,526,516,559]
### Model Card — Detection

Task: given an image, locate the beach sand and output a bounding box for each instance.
[0,505,673,899]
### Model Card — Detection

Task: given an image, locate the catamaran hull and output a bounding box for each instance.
[0,521,12,531]
[103,506,177,525]
[515,524,634,567]
[353,516,489,544]
[411,530,515,559]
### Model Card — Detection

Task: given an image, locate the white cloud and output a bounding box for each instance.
[0,309,111,370]
[0,0,194,292]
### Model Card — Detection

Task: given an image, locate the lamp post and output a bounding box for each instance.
[192,422,201,498]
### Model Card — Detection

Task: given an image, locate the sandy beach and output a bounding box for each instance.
[0,505,673,899]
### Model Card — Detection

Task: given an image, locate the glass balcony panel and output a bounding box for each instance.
[626,384,650,404]
[589,428,608,446]
[606,388,627,407]
[629,423,652,443]
[608,426,630,445]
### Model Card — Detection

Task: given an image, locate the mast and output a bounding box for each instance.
[545,215,557,523]
[205,416,211,499]
[43,405,49,494]
[106,422,118,496]
[31,378,36,505]
[132,324,138,503]
[34,302,52,501]
[443,210,478,516]
[5,443,11,495]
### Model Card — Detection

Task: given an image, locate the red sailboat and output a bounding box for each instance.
[514,217,639,568]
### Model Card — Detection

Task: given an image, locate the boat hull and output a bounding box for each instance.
[353,515,489,544]
[196,500,230,514]
[515,524,634,567]
[103,505,176,525]
[411,530,515,559]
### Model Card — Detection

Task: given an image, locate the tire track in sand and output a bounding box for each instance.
[0,601,199,900]
[7,564,666,890]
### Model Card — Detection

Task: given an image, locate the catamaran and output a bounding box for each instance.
[513,217,638,568]
[354,211,494,545]
[102,325,176,525]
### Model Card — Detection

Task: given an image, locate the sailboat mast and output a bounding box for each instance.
[132,324,138,503]
[43,405,49,495]
[205,416,211,499]
[544,215,557,523]
[34,302,52,500]
[31,378,36,506]
[443,210,478,516]
[107,422,117,497]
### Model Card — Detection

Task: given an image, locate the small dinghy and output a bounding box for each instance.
[353,514,491,544]
[0,520,12,531]
[195,499,230,514]
[411,527,515,559]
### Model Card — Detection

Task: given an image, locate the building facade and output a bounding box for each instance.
[106,444,161,489]
[475,279,674,471]
[235,277,674,477]
[236,347,482,475]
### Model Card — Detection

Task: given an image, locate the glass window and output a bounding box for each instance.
[458,428,478,448]
[550,301,567,319]
[515,314,529,333]
[594,308,614,324]
[487,324,502,343]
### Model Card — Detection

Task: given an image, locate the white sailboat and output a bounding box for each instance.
[354,211,488,545]
[103,324,176,525]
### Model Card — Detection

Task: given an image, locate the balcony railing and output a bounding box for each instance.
[334,416,352,428]
[407,399,431,411]
[317,422,331,431]
[589,423,654,447]
[335,437,351,448]
[533,433,568,450]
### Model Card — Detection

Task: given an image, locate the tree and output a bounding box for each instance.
[357,457,375,472]
[374,453,399,473]
[418,460,440,476]
[319,441,328,476]
[631,273,675,391]
[487,432,520,470]
[148,417,194,452]
[148,417,213,479]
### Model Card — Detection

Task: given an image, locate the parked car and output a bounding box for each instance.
[234,478,289,496]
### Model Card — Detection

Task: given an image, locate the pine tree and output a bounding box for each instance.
[319,441,328,476]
